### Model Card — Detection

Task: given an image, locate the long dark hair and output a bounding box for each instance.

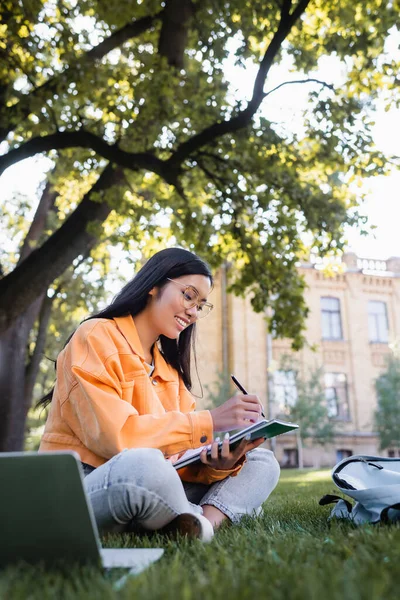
[38,248,213,407]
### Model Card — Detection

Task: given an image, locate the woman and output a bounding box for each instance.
[39,248,280,541]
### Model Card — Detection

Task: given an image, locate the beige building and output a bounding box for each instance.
[195,254,400,468]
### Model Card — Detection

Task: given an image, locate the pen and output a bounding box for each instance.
[230,374,266,418]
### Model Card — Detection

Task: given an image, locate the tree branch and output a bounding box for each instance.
[195,150,229,165]
[0,164,124,333]
[0,130,179,185]
[0,11,163,144]
[158,0,195,68]
[86,13,161,60]
[166,0,312,167]
[264,78,335,99]
[24,292,54,404]
[0,0,315,337]
[17,178,58,265]
[281,0,292,19]
[196,158,231,189]
[1,1,312,182]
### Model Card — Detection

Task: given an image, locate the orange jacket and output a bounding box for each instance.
[40,315,242,484]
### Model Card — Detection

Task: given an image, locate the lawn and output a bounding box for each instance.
[1,468,399,600]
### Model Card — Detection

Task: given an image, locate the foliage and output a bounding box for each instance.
[1,0,399,349]
[374,354,400,450]
[202,369,233,411]
[202,370,241,438]
[24,406,47,451]
[1,0,399,450]
[3,470,400,599]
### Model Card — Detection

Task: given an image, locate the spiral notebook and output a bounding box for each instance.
[174,418,298,469]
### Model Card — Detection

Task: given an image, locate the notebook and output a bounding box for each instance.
[0,451,163,572]
[174,418,299,469]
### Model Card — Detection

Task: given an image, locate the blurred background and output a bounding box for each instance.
[0,0,399,465]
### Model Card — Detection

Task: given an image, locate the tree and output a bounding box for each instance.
[0,0,398,450]
[202,370,233,411]
[273,356,335,468]
[375,354,400,451]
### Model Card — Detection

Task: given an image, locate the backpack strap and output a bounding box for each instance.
[380,503,400,524]
[319,494,353,513]
[333,473,357,490]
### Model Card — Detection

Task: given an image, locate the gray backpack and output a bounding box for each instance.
[319,455,400,524]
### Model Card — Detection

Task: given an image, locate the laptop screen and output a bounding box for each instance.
[0,452,101,567]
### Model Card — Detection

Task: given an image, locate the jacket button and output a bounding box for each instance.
[152,379,158,386]
[200,435,208,443]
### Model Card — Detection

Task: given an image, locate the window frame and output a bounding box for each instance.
[282,448,299,468]
[273,370,298,414]
[368,300,389,343]
[321,296,343,341]
[324,372,351,421]
[336,449,353,462]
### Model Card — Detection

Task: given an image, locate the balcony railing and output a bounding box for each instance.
[357,258,387,272]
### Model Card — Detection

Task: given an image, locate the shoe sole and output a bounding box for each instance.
[159,513,204,540]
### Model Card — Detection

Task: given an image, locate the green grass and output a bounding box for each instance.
[2,469,400,600]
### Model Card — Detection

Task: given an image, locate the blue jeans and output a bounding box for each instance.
[82,447,280,533]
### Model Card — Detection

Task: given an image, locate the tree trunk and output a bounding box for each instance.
[18,181,58,264]
[0,299,42,450]
[24,293,54,406]
[158,0,194,68]
[297,431,304,469]
[0,164,123,334]
[0,177,58,450]
[0,164,125,449]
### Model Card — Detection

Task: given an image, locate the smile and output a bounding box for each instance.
[175,317,189,328]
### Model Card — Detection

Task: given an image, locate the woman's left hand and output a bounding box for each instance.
[199,433,265,470]
[166,451,185,465]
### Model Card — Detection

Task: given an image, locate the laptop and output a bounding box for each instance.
[0,451,164,572]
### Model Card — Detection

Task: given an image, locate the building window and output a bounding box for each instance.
[321,297,343,340]
[325,373,350,420]
[282,448,298,468]
[336,449,353,462]
[387,449,400,458]
[273,370,297,414]
[368,301,389,343]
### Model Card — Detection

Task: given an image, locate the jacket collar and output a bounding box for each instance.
[113,315,176,382]
[114,315,145,360]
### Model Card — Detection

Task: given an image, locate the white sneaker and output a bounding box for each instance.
[159,513,214,542]
[193,514,214,542]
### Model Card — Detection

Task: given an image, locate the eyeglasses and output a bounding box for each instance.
[166,278,213,319]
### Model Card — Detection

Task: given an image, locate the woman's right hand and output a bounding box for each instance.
[209,394,263,432]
